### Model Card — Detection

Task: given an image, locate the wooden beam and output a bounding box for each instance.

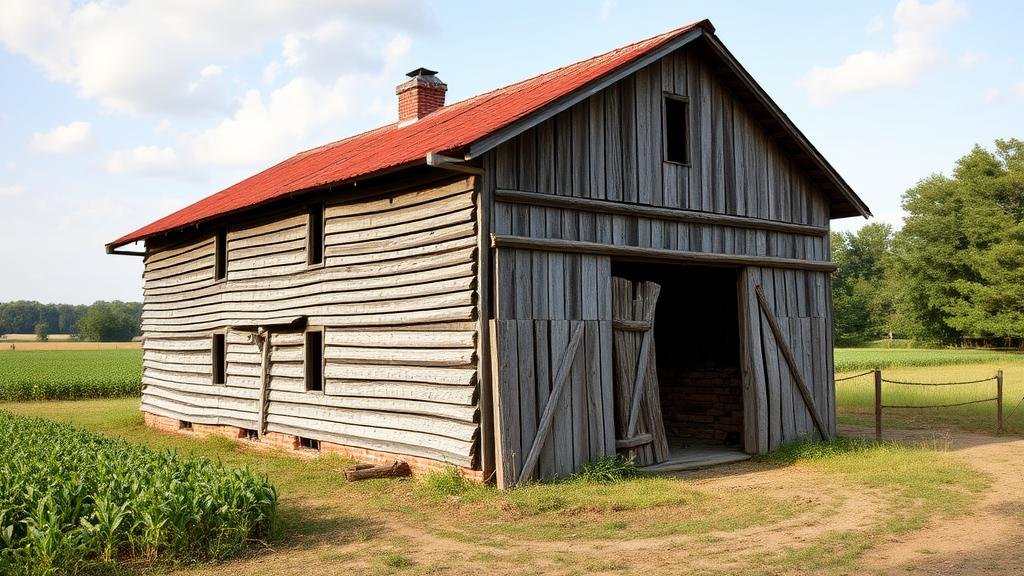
[516,321,585,486]
[491,234,837,272]
[495,189,828,237]
[753,285,829,440]
[426,152,485,176]
[615,433,653,449]
[256,330,272,437]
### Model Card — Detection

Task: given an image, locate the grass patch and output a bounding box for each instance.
[0,349,142,400]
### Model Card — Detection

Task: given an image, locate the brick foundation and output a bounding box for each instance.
[658,367,744,446]
[142,412,484,481]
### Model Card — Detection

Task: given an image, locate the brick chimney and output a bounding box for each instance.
[396,68,447,125]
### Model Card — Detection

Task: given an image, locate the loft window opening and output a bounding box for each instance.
[214,227,228,280]
[307,203,325,266]
[664,95,690,165]
[305,330,324,392]
[212,333,226,384]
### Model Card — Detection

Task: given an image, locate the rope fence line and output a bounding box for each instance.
[880,376,997,386]
[834,370,875,382]
[882,397,998,409]
[834,368,1006,440]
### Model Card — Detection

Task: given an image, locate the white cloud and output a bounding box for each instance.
[866,15,886,34]
[800,0,966,105]
[1014,82,1024,97]
[985,88,1002,104]
[200,64,223,78]
[262,61,280,84]
[958,51,985,67]
[599,0,616,22]
[30,121,92,153]
[105,146,182,177]
[0,0,431,115]
[0,184,25,197]
[190,76,358,168]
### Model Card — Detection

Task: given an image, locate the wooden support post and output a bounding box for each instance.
[996,369,1004,434]
[257,329,272,437]
[516,321,585,486]
[753,285,828,440]
[874,368,882,442]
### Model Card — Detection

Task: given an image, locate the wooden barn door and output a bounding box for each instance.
[610,278,669,465]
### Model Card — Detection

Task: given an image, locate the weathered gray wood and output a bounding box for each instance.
[492,235,837,272]
[754,285,828,439]
[492,320,521,489]
[516,321,584,485]
[494,190,828,237]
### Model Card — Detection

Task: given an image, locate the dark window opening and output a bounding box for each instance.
[298,437,320,451]
[212,333,226,384]
[305,330,323,392]
[664,95,689,164]
[243,428,259,441]
[214,227,228,280]
[307,204,324,266]
[179,420,193,430]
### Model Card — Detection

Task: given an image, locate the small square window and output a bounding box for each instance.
[305,330,323,392]
[664,95,689,164]
[212,333,226,384]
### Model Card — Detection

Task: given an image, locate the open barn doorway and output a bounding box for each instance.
[611,262,751,471]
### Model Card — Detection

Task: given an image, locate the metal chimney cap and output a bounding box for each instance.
[406,67,439,78]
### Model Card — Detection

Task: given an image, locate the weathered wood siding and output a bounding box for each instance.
[141,176,480,467]
[739,267,835,452]
[484,43,837,479]
[488,45,830,261]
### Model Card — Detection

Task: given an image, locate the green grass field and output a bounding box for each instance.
[0,349,142,401]
[834,349,1024,435]
[833,347,1024,372]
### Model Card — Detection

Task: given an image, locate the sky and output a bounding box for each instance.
[0,0,1021,304]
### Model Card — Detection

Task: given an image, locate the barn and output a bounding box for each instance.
[108,19,870,488]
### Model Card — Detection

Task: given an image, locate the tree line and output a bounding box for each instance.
[833,139,1024,347]
[0,301,142,342]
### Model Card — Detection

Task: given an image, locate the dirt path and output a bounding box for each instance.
[842,425,1024,575]
[182,427,1024,575]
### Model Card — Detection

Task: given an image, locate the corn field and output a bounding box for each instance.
[0,411,278,575]
[0,350,142,401]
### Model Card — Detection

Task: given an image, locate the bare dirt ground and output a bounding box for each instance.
[842,425,1024,576]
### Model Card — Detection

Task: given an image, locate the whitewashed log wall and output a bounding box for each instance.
[141,176,480,467]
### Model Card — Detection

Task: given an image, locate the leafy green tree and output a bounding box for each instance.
[76,301,141,342]
[893,139,1024,344]
[831,223,894,343]
[34,322,48,342]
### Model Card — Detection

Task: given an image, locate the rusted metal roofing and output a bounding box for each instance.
[109,18,867,250]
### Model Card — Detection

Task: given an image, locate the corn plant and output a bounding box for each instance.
[0,411,278,574]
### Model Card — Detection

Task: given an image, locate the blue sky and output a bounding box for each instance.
[0,0,1021,304]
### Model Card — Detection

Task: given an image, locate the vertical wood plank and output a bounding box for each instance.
[516,320,538,467]
[620,76,639,204]
[492,320,520,489]
[533,321,555,478]
[588,93,606,201]
[549,320,574,477]
[584,321,603,459]
[759,268,783,450]
[604,83,623,202]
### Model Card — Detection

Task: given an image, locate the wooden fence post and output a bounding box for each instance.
[874,369,882,442]
[996,369,1004,434]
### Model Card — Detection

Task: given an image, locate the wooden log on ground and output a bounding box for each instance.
[343,461,412,481]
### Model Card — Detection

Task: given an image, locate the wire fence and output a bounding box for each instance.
[835,368,1005,440]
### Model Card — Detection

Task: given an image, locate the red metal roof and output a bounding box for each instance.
[109,20,714,249]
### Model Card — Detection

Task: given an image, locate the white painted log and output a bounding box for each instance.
[325,235,476,267]
[324,363,476,386]
[326,206,474,245]
[268,389,477,421]
[324,380,477,405]
[324,330,475,349]
[323,346,476,367]
[265,401,477,441]
[265,413,473,459]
